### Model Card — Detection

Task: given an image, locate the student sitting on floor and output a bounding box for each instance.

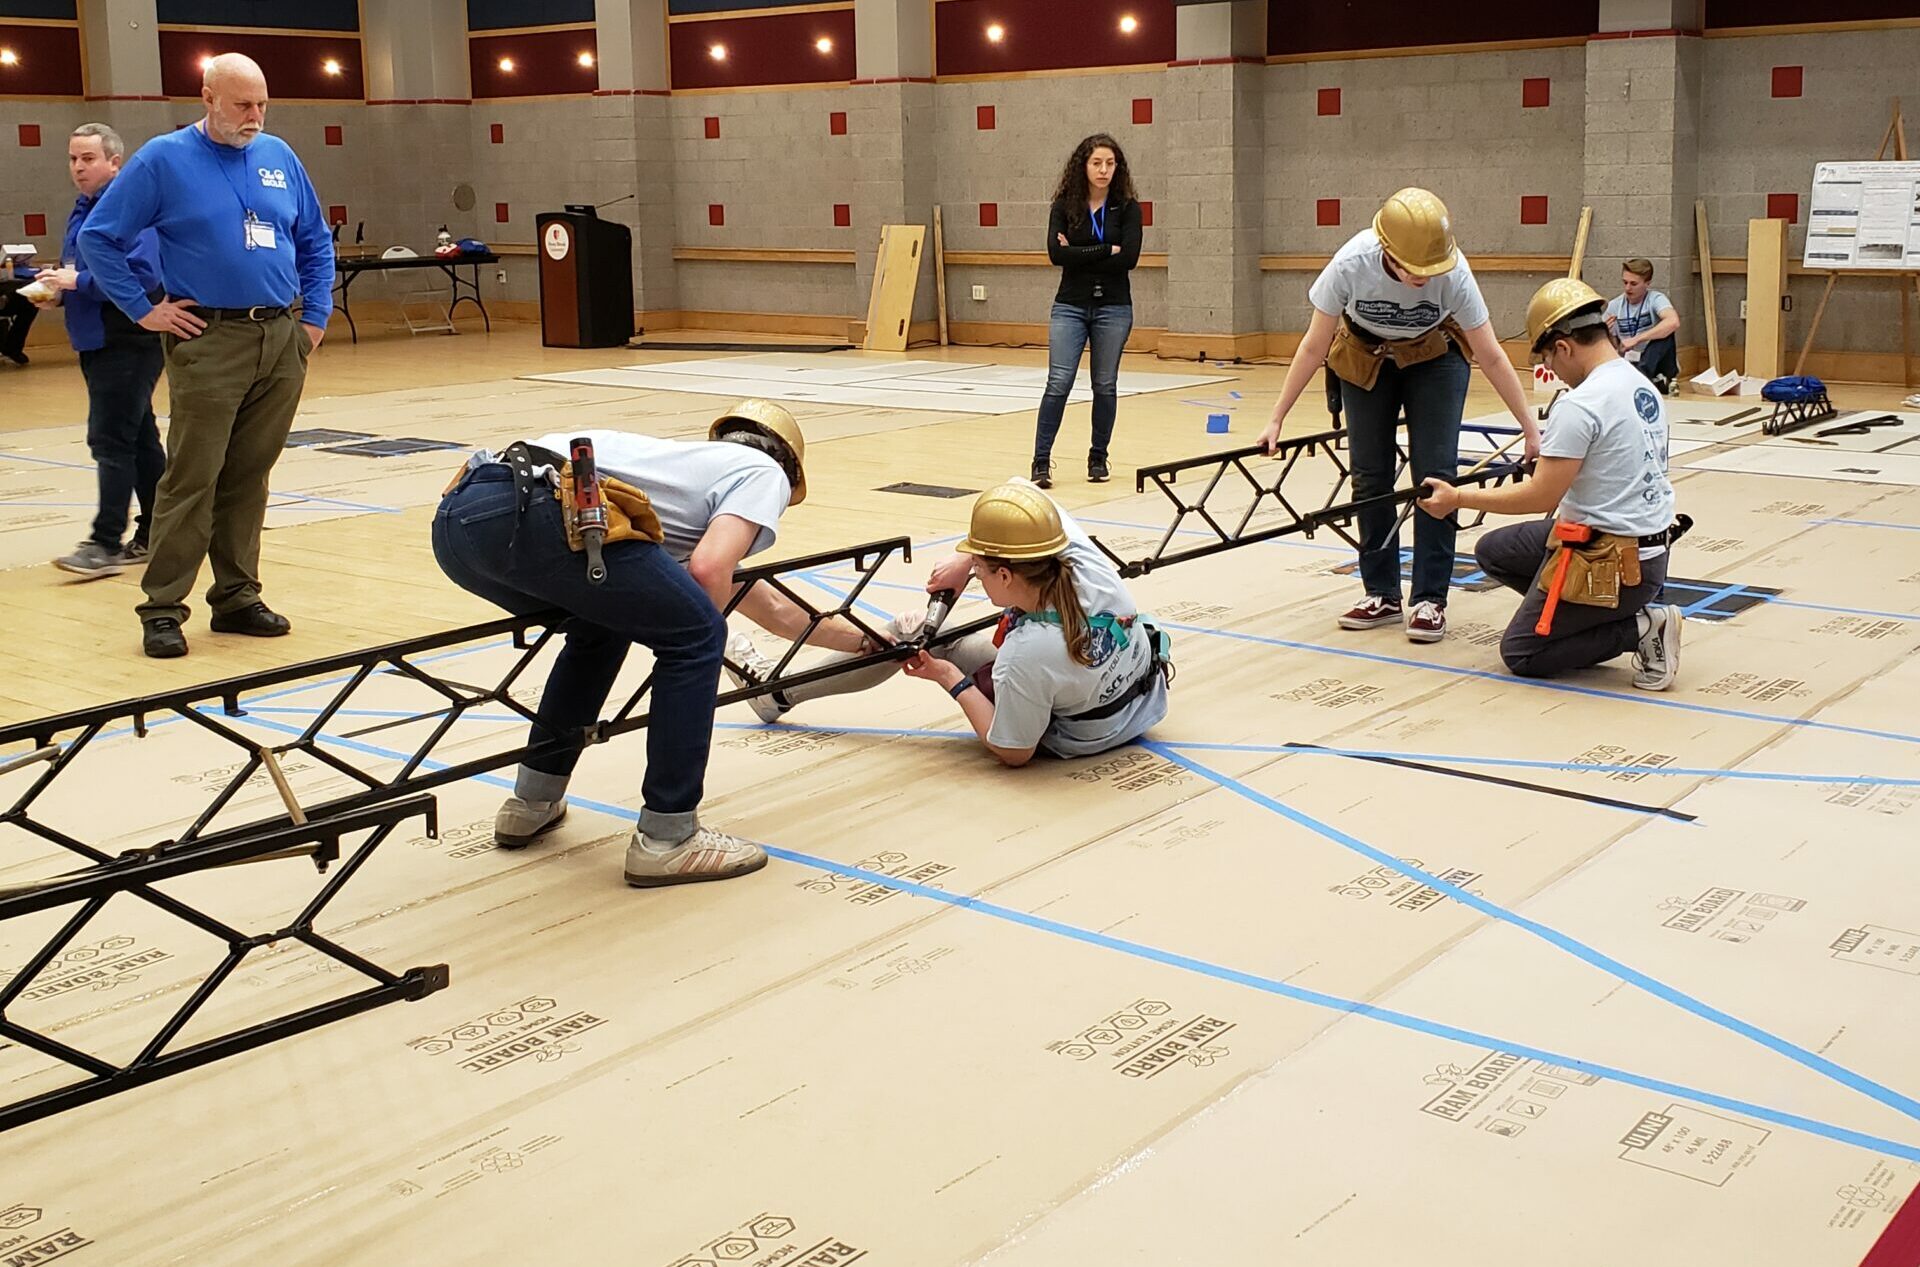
[1607,257,1681,394]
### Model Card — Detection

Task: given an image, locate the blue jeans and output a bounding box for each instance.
[431,465,727,841]
[1033,301,1133,464]
[1632,334,1679,385]
[1342,347,1471,606]
[79,331,166,550]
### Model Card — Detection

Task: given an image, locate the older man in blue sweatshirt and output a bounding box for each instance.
[33,123,167,581]
[81,52,334,658]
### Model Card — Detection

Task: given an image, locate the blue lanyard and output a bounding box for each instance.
[1090,203,1107,243]
[197,124,262,241]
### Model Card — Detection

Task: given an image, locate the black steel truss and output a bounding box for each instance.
[0,534,985,1130]
[1091,426,1531,578]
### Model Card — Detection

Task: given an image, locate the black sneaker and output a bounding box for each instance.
[142,616,187,658]
[1030,458,1052,489]
[1088,457,1111,483]
[120,540,150,565]
[209,602,291,637]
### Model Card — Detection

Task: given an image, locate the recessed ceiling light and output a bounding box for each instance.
[709,44,727,61]
[0,49,19,68]
[198,55,214,72]
[815,37,833,53]
[985,23,1005,43]
[1119,15,1138,34]
[321,58,342,75]
[577,51,594,67]
[497,57,515,72]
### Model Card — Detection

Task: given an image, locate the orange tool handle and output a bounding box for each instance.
[1535,546,1574,636]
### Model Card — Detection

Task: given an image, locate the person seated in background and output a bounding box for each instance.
[0,247,40,365]
[1607,257,1681,394]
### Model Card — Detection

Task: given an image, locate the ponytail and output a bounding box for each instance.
[990,554,1095,666]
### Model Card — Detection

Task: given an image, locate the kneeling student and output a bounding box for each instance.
[730,480,1170,765]
[1419,278,1685,690]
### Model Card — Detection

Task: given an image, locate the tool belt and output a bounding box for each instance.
[495,442,664,550]
[1531,513,1692,627]
[1326,316,1471,392]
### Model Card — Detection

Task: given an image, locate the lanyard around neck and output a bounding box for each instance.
[1090,203,1107,243]
[197,122,259,225]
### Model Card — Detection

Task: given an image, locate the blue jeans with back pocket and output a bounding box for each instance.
[430,465,726,841]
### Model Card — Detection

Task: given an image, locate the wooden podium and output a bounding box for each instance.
[536,208,633,348]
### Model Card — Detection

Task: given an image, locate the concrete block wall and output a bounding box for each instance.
[1699,27,1920,359]
[1262,45,1588,337]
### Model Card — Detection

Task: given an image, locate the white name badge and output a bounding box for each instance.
[245,220,278,251]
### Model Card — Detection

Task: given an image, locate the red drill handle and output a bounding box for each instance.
[570,436,608,583]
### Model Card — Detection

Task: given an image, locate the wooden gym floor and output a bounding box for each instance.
[2,322,1919,1265]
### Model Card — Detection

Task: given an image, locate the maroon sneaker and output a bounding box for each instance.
[1337,595,1403,630]
[1405,600,1447,643]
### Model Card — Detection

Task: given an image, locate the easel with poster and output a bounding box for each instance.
[1793,100,1920,386]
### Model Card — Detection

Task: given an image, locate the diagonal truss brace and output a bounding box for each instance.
[0,534,990,1130]
[1091,426,1530,579]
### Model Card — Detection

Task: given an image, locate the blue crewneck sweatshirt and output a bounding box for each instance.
[61,190,163,352]
[78,122,334,325]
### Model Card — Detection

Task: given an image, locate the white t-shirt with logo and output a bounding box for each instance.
[528,430,790,563]
[986,505,1168,758]
[1539,358,1677,549]
[1308,229,1491,340]
[1605,290,1673,340]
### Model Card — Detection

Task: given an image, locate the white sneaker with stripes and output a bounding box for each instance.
[624,826,769,887]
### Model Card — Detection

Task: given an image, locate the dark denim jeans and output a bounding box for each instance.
[79,331,165,550]
[1033,301,1133,464]
[1341,347,1472,606]
[1631,334,1679,386]
[431,465,726,840]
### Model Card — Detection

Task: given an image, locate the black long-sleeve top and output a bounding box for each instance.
[1046,198,1142,308]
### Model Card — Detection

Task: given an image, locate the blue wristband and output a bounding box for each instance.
[948,677,977,700]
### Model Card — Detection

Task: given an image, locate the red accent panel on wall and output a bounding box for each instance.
[1139,201,1152,227]
[495,202,510,224]
[1769,65,1802,98]
[1520,195,1549,225]
[936,0,1175,76]
[18,124,41,147]
[158,30,364,99]
[669,8,854,91]
[1316,87,1341,116]
[0,25,84,97]
[829,111,847,135]
[1705,0,1917,26]
[1269,0,1598,57]
[490,122,504,143]
[833,203,851,227]
[24,214,47,237]
[1766,193,1798,223]
[470,29,598,99]
[1131,97,1152,125]
[709,203,725,226]
[978,203,998,228]
[328,204,347,225]
[1316,199,1341,227]
[704,115,721,138]
[977,104,995,130]
[1522,77,1550,108]
[324,124,343,145]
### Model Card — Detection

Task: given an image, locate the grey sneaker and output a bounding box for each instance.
[624,825,768,887]
[723,632,790,724]
[120,540,149,565]
[1633,605,1682,691]
[494,796,567,849]
[54,541,124,580]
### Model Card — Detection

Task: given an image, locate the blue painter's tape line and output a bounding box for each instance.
[1156,620,1920,748]
[1772,598,1920,623]
[1812,518,1920,533]
[215,709,1920,1163]
[1143,741,1920,1124]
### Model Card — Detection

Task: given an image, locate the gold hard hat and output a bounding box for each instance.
[1526,277,1608,352]
[711,399,807,505]
[956,480,1069,561]
[1373,187,1458,278]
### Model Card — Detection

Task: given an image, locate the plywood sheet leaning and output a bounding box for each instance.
[863,224,927,354]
